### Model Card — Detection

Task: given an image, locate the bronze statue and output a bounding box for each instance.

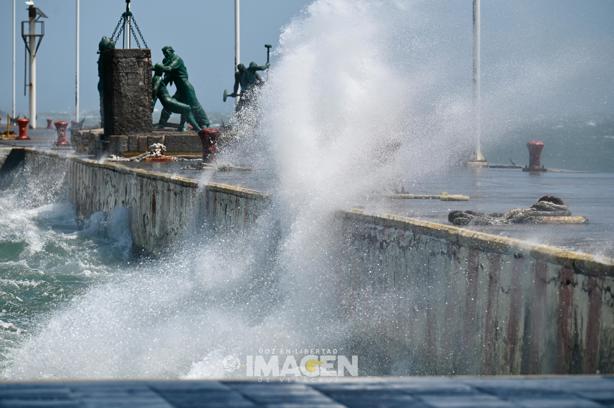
[227,62,269,111]
[97,36,115,128]
[152,64,201,132]
[157,46,210,131]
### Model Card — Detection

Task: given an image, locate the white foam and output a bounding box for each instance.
[4,0,604,380]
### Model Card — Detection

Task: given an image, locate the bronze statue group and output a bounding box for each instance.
[151,46,269,132]
[98,38,270,162]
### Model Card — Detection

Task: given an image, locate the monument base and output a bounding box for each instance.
[73,128,204,156]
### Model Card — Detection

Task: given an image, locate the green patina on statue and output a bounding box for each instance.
[228,62,269,111]
[97,36,115,128]
[156,46,210,131]
[152,64,202,132]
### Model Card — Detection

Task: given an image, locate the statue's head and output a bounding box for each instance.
[98,36,115,54]
[162,46,175,58]
[153,64,164,75]
[237,63,246,72]
[249,62,258,69]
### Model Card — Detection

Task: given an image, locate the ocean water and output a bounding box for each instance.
[0,162,134,372]
[0,0,612,380]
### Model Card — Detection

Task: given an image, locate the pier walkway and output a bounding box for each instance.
[1,376,613,407]
[2,130,613,256]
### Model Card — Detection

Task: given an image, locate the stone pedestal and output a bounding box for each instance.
[72,128,205,156]
[101,49,152,138]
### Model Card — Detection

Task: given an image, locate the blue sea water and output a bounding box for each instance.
[0,163,133,369]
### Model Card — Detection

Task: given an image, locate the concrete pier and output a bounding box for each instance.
[338,210,614,375]
[1,147,613,376]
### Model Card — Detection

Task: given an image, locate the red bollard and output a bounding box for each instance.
[54,120,70,146]
[16,118,30,140]
[525,140,545,172]
[198,128,221,163]
[47,118,53,129]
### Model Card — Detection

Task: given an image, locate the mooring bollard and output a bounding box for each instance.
[16,118,31,140]
[54,120,70,146]
[198,128,221,163]
[47,118,53,129]
[524,140,546,172]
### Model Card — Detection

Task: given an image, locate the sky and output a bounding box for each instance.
[0,0,310,117]
[0,0,613,119]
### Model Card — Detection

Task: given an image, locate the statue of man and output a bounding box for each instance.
[157,46,210,130]
[152,64,201,132]
[97,36,115,128]
[229,62,269,111]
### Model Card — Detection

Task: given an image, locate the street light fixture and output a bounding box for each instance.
[21,1,46,129]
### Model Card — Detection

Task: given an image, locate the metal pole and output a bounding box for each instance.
[75,0,80,122]
[11,0,16,119]
[234,0,240,69]
[234,0,240,107]
[472,0,485,162]
[29,8,37,129]
[123,0,131,49]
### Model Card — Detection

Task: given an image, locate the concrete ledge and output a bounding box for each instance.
[341,208,614,276]
[339,208,614,374]
[9,148,270,253]
[72,129,206,156]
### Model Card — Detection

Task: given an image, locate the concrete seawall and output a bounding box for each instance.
[67,158,269,252]
[338,210,614,375]
[4,148,269,253]
[2,148,613,375]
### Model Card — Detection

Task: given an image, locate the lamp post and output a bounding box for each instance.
[234,0,241,107]
[21,1,46,129]
[467,0,488,167]
[75,0,80,122]
[234,0,240,70]
[12,0,16,120]
[234,0,240,108]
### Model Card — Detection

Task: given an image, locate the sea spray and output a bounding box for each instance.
[2,0,600,379]
[2,0,476,379]
[0,156,133,369]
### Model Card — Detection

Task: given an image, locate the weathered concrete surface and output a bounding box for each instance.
[69,158,268,252]
[72,129,204,156]
[71,128,104,156]
[3,149,614,375]
[0,376,613,407]
[338,210,614,375]
[14,149,269,253]
[102,49,153,139]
